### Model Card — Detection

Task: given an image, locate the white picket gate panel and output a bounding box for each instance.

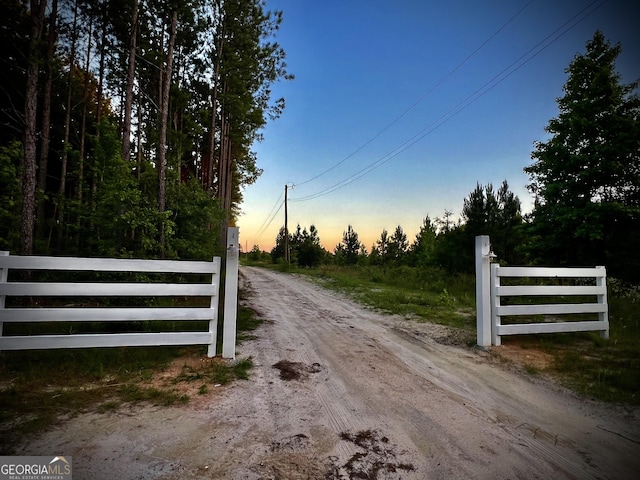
[0,231,240,358]
[475,236,609,346]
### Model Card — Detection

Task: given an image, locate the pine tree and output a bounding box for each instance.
[335,225,363,265]
[524,31,640,278]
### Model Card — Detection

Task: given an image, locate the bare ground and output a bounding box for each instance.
[17,266,640,479]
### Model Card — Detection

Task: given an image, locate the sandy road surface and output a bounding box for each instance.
[19,266,640,479]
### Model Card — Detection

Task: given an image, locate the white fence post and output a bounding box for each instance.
[207,256,222,358]
[475,236,491,347]
[596,266,609,340]
[222,227,239,359]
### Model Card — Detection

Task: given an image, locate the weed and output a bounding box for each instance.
[97,400,121,413]
[233,357,254,380]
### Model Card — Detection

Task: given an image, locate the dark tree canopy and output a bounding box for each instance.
[461,180,522,265]
[334,225,365,265]
[524,31,640,279]
[0,0,292,260]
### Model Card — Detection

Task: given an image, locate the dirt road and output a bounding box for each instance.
[20,266,640,479]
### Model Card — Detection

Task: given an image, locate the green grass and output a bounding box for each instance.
[285,264,477,330]
[0,295,262,454]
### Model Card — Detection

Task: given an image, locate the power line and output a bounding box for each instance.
[248,191,285,245]
[243,0,536,240]
[293,0,535,188]
[291,0,607,203]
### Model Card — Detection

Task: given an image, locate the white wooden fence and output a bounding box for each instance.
[475,235,609,347]
[0,228,240,358]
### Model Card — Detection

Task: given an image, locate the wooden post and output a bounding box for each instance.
[284,184,289,264]
[222,227,239,359]
[475,236,491,347]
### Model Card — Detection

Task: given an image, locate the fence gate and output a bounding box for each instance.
[0,227,240,359]
[475,235,609,347]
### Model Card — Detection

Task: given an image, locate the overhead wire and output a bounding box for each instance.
[249,0,536,241]
[293,0,535,188]
[290,0,607,203]
[248,191,285,245]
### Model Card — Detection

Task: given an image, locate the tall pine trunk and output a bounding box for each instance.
[75,16,93,251]
[207,23,224,192]
[21,0,47,256]
[55,0,78,251]
[157,11,177,257]
[36,0,58,243]
[122,0,139,163]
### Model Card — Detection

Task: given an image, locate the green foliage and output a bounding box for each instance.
[1,0,291,260]
[271,224,329,267]
[0,141,22,251]
[293,264,476,331]
[294,224,327,267]
[461,180,523,266]
[246,245,271,263]
[334,225,367,265]
[408,217,437,267]
[167,179,224,260]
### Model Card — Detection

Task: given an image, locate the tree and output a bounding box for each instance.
[157,8,178,257]
[210,0,292,247]
[296,224,326,268]
[334,225,363,265]
[409,216,437,267]
[121,0,138,164]
[388,225,409,263]
[270,226,289,263]
[461,180,522,264]
[524,31,640,278]
[1,0,291,261]
[20,0,47,255]
[370,228,390,265]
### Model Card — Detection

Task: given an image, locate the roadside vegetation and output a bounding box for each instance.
[245,259,639,406]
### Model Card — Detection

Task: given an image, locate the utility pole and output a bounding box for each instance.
[284,184,289,264]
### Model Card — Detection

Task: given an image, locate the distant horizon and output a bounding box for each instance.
[237,0,638,254]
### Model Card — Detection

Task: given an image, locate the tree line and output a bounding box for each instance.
[0,0,291,260]
[268,179,523,272]
[267,31,640,282]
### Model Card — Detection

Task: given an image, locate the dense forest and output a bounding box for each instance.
[0,0,291,260]
[1,3,638,285]
[267,32,640,283]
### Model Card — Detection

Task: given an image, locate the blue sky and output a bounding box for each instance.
[237,0,639,253]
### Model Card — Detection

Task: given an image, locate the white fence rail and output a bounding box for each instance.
[0,229,240,358]
[475,235,609,346]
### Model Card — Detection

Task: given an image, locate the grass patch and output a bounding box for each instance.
[0,291,262,454]
[292,264,476,330]
[499,311,639,405]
